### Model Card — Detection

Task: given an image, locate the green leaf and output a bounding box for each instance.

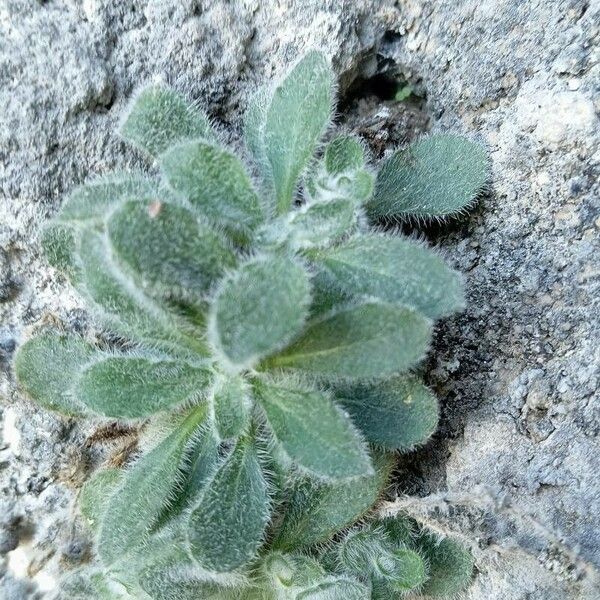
[161,140,264,242]
[379,515,415,546]
[77,355,212,419]
[120,85,215,157]
[324,136,365,175]
[334,376,439,450]
[79,468,123,531]
[289,199,356,248]
[265,51,333,213]
[155,423,220,526]
[261,552,324,591]
[273,449,394,550]
[370,548,426,597]
[210,255,311,370]
[253,376,372,479]
[15,332,94,416]
[137,544,242,600]
[306,136,373,206]
[265,302,431,380]
[108,200,236,299]
[76,230,206,357]
[309,233,464,319]
[336,527,426,595]
[41,224,78,278]
[213,376,252,440]
[262,553,369,600]
[297,578,369,600]
[413,531,474,597]
[188,435,270,572]
[369,134,488,219]
[98,408,207,566]
[56,174,158,227]
[181,425,221,504]
[59,567,130,600]
[244,87,275,200]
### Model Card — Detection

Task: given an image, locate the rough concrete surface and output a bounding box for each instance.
[0,0,598,598]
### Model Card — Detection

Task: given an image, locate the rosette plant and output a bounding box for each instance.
[15,51,487,599]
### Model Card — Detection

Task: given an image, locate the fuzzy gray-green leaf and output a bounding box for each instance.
[98,409,206,566]
[154,422,221,527]
[244,87,275,200]
[108,200,236,299]
[289,199,356,248]
[414,531,474,597]
[297,578,369,600]
[76,230,206,357]
[266,302,431,379]
[210,255,311,370]
[41,224,78,278]
[310,233,464,318]
[121,85,215,157]
[79,468,123,531]
[265,51,333,213]
[56,175,158,227]
[15,332,94,416]
[324,136,365,175]
[369,134,488,219]
[334,376,439,450]
[336,527,426,595]
[253,376,372,479]
[188,435,270,572]
[273,450,394,550]
[213,376,252,440]
[77,355,212,418]
[161,140,264,242]
[137,544,242,600]
[58,567,127,600]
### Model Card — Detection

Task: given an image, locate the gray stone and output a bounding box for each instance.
[0,0,597,598]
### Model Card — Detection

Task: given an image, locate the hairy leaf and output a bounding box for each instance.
[161,140,264,242]
[76,230,206,357]
[244,87,275,200]
[309,233,464,318]
[98,408,207,566]
[108,200,236,298]
[79,468,123,531]
[121,85,214,157]
[213,376,252,440]
[324,136,365,175]
[58,567,130,600]
[210,255,311,370]
[370,548,426,596]
[137,544,242,600]
[56,175,158,227]
[414,531,474,597]
[188,435,270,571]
[156,423,221,526]
[337,527,425,595]
[369,134,488,218]
[307,136,373,206]
[265,302,431,379]
[273,450,394,550]
[77,355,212,419]
[265,51,333,213]
[15,332,94,416]
[41,224,78,278]
[289,199,355,248]
[297,578,369,600]
[334,376,439,450]
[253,376,372,479]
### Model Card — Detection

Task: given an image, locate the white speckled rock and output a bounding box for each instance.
[1,1,598,598]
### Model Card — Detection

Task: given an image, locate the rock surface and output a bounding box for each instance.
[0,1,598,598]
